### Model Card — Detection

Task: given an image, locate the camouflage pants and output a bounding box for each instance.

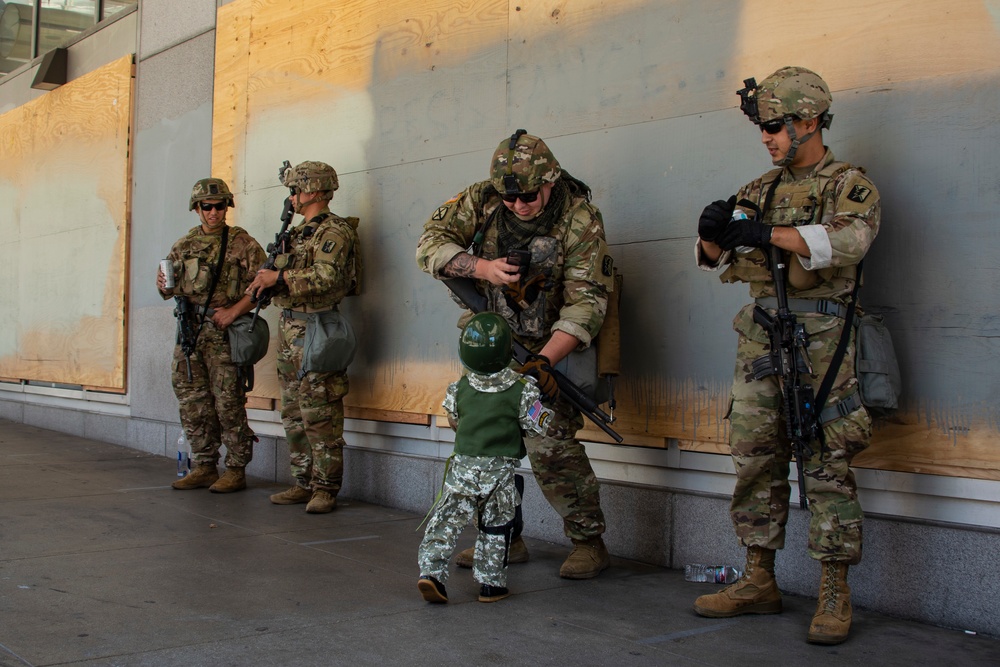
[524,396,605,542]
[728,316,872,563]
[171,324,255,468]
[418,455,519,587]
[277,316,349,494]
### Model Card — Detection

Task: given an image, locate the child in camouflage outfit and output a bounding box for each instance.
[417,313,550,603]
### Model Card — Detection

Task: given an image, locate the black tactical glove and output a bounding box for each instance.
[716,217,773,251]
[518,354,559,401]
[698,195,737,243]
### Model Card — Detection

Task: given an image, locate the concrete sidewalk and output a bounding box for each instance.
[1,420,997,666]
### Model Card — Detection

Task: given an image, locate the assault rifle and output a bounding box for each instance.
[750,245,818,509]
[173,296,198,381]
[444,277,623,444]
[249,160,296,333]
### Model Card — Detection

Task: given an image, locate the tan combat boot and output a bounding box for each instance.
[269,485,312,505]
[171,464,219,490]
[693,546,783,617]
[559,537,610,579]
[306,489,337,514]
[456,536,529,568]
[209,467,246,493]
[807,561,852,645]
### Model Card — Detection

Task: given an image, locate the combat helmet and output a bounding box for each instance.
[189,178,235,210]
[459,312,513,374]
[736,66,833,166]
[490,130,562,196]
[282,160,339,194]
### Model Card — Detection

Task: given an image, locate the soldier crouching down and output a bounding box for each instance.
[693,67,881,645]
[157,178,267,493]
[416,130,616,579]
[245,161,362,515]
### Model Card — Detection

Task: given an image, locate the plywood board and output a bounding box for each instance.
[0,55,132,391]
[209,0,1000,481]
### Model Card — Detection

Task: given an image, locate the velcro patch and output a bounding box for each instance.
[431,205,450,221]
[322,240,336,253]
[601,255,614,277]
[847,185,871,203]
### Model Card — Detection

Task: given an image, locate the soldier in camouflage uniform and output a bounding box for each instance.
[417,313,550,604]
[693,67,881,645]
[157,178,267,493]
[416,130,616,579]
[246,161,362,514]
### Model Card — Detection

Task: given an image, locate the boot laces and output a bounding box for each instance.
[821,566,840,612]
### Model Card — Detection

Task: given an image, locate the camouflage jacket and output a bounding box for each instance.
[696,148,881,342]
[272,207,362,312]
[161,225,266,309]
[416,180,614,350]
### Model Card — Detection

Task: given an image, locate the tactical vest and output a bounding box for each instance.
[272,213,362,310]
[453,376,528,459]
[173,226,249,306]
[721,161,860,302]
[476,197,571,343]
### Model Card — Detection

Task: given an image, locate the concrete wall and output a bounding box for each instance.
[1,0,999,638]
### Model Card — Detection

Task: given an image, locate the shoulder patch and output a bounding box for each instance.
[847,184,872,203]
[322,239,337,253]
[432,205,450,221]
[601,255,614,277]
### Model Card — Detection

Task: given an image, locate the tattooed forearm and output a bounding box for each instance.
[443,253,479,278]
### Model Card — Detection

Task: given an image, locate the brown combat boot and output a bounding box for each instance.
[456,536,529,568]
[807,562,852,645]
[269,485,312,505]
[171,464,219,490]
[306,489,337,514]
[559,537,610,579]
[693,546,783,617]
[209,467,246,493]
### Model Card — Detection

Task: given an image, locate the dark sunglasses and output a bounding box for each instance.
[500,190,540,204]
[759,119,785,135]
[198,201,228,211]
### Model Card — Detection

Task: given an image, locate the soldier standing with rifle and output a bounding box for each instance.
[416,130,617,579]
[694,67,881,645]
[246,161,362,514]
[157,178,266,493]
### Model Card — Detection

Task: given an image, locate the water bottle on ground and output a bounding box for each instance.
[685,564,741,584]
[176,433,189,477]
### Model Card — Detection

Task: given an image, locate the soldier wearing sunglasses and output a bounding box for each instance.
[417,131,616,580]
[157,178,267,494]
[694,67,881,645]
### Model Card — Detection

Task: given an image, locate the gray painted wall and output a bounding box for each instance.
[1,0,999,637]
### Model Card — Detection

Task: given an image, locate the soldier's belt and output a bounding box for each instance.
[281,306,337,321]
[755,297,847,319]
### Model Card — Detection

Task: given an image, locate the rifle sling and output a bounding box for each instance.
[191,225,230,350]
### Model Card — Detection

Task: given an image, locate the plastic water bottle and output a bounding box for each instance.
[685,564,741,584]
[176,433,189,477]
[731,208,753,255]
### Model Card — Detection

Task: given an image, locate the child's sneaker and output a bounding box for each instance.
[417,576,448,603]
[478,584,510,603]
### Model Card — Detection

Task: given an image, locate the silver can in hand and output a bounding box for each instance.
[160,259,175,288]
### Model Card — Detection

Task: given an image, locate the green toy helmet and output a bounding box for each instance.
[459,313,513,374]
[490,129,562,196]
[188,178,235,210]
[282,160,339,194]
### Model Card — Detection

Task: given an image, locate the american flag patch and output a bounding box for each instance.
[528,400,544,422]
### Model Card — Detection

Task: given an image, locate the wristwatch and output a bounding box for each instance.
[277,269,285,286]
